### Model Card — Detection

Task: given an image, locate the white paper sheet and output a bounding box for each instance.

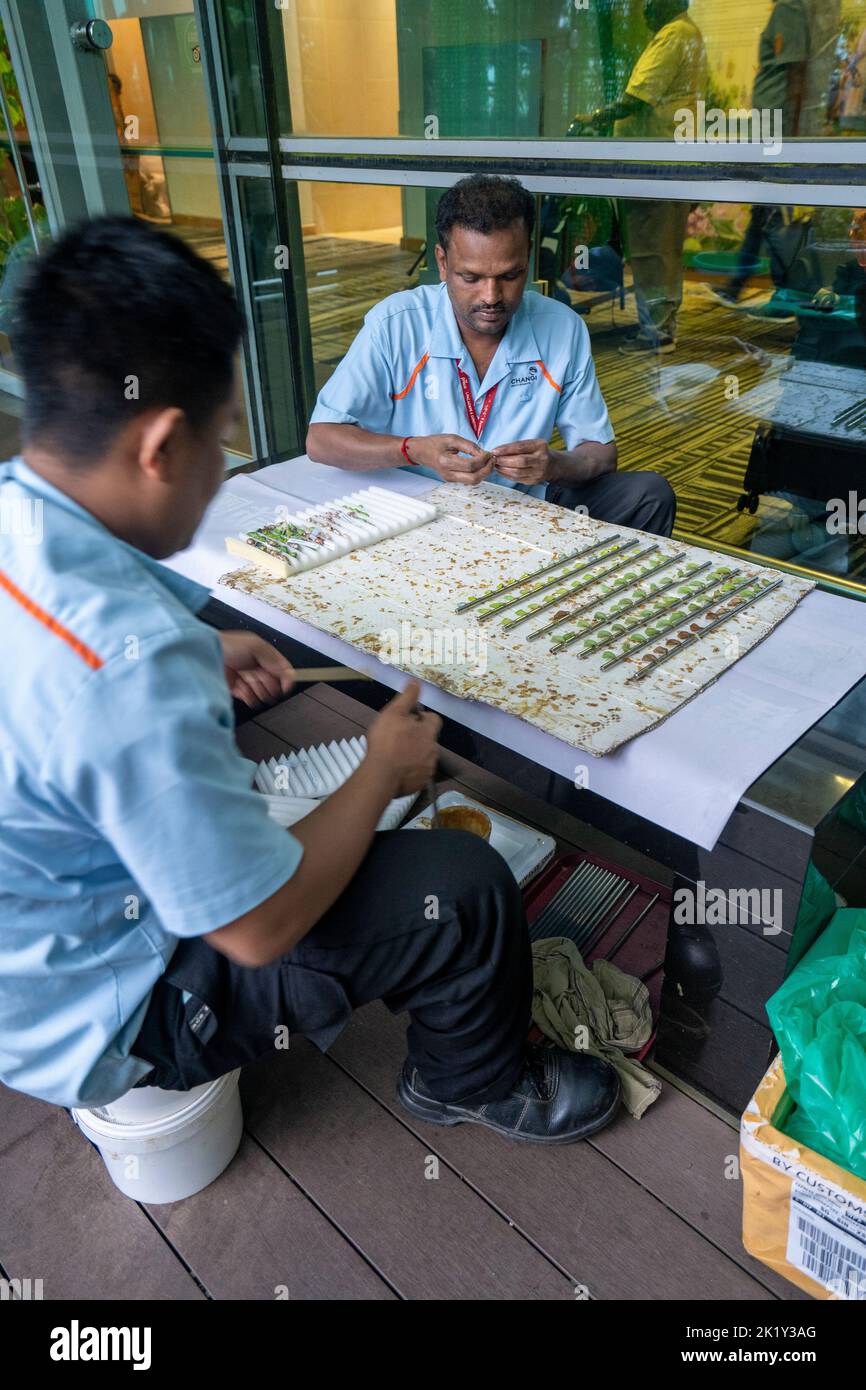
[165,457,866,850]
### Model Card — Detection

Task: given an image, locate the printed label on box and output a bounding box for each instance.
[787,1179,866,1299]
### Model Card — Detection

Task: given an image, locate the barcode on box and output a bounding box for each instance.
[787,1179,866,1299]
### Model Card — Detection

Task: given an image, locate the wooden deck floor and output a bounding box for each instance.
[0,684,808,1301]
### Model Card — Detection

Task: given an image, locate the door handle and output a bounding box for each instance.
[69,19,114,53]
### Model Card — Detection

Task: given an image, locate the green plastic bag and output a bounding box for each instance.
[766,909,866,1182]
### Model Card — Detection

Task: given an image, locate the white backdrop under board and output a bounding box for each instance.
[165,456,866,851]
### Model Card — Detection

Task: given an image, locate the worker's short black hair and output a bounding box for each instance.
[435,175,535,254]
[13,216,245,463]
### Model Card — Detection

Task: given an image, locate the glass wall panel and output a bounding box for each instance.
[300,179,421,392]
[0,15,48,375]
[278,0,863,145]
[234,175,313,458]
[95,1,253,458]
[294,175,866,592]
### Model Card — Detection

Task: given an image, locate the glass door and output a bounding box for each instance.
[0,10,47,440]
[92,0,255,462]
[0,0,314,470]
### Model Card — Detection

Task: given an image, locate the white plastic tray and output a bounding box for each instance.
[255,738,416,832]
[226,485,437,577]
[403,789,555,887]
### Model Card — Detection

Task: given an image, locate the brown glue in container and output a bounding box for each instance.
[434,805,492,840]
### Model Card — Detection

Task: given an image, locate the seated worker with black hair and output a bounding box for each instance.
[0,217,620,1145]
[307,174,676,536]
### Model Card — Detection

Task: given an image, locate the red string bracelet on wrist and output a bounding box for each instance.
[400,436,417,465]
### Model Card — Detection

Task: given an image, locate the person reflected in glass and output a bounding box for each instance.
[711,0,840,311]
[571,0,708,355]
[307,175,675,536]
[835,18,866,137]
[108,73,144,219]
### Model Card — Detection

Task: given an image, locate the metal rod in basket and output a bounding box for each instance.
[602,894,661,961]
[580,881,640,957]
[530,864,603,934]
[530,863,605,937]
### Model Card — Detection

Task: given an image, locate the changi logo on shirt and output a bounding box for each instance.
[509,365,539,390]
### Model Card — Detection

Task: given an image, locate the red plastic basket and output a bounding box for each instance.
[522,850,670,1061]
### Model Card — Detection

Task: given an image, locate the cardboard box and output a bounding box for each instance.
[741,1054,866,1300]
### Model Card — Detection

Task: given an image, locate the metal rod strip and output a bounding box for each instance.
[531,864,611,935]
[581,882,641,957]
[454,537,618,613]
[527,554,699,643]
[475,540,642,622]
[529,864,597,932]
[565,566,746,655]
[564,869,621,923]
[594,573,773,669]
[627,577,785,682]
[532,865,609,932]
[602,893,662,961]
[502,545,661,632]
[575,880,632,946]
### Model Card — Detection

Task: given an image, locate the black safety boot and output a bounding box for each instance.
[397,1041,620,1144]
[664,922,723,1006]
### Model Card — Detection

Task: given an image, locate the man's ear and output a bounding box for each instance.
[137,406,186,482]
[435,243,447,281]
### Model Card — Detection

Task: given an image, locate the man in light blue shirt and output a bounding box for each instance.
[308,174,675,536]
[0,217,620,1144]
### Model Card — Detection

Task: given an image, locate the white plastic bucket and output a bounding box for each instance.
[72,1069,243,1204]
[88,1078,217,1126]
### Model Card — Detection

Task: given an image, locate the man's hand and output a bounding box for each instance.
[365,680,441,797]
[490,439,553,486]
[408,433,494,486]
[568,111,612,136]
[219,631,295,708]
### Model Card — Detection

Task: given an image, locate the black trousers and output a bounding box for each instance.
[547,470,676,538]
[131,829,533,1105]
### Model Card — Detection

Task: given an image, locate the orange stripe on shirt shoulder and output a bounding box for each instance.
[0,568,104,671]
[535,359,562,392]
[391,351,430,400]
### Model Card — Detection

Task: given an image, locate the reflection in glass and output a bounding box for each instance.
[97,2,252,457]
[279,0,854,143]
[294,176,866,593]
[0,17,47,374]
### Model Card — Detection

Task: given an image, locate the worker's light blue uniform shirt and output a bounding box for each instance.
[310,282,615,498]
[0,457,302,1109]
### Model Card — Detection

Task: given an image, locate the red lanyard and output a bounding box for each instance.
[455,361,498,440]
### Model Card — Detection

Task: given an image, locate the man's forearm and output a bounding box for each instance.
[306,421,406,471]
[580,93,648,130]
[547,440,617,485]
[265,759,397,943]
[204,757,397,965]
